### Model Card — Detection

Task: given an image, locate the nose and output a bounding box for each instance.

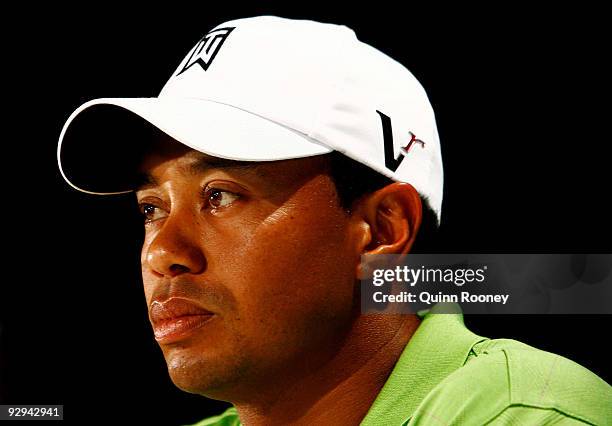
[144,215,206,277]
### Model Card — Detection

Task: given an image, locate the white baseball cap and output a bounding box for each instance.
[57,15,444,221]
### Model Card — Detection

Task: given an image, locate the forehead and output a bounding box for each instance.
[138,143,261,175]
[136,135,331,190]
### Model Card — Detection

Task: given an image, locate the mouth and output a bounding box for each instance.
[150,297,215,344]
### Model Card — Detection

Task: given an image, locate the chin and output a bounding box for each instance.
[163,348,246,400]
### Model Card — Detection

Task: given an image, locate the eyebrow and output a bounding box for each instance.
[188,155,263,175]
[134,155,265,191]
[134,173,158,191]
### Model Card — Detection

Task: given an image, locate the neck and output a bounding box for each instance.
[233,313,421,426]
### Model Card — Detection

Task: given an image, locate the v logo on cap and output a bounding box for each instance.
[177,27,235,75]
[377,110,425,173]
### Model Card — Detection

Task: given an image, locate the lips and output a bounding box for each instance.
[150,297,214,344]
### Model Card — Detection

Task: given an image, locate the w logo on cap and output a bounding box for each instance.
[177,27,235,75]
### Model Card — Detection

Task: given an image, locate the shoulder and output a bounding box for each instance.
[410,338,612,425]
[186,407,240,426]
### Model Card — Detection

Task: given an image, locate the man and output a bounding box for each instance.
[57,16,611,425]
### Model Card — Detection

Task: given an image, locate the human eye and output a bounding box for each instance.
[138,203,168,224]
[204,188,240,210]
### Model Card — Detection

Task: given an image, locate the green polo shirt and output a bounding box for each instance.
[190,304,612,425]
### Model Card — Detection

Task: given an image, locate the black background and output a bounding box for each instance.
[1,4,609,425]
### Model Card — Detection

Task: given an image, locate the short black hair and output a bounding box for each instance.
[327,151,439,252]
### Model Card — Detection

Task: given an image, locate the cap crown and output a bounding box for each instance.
[161,16,443,219]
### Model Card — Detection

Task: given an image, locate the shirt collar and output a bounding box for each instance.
[360,303,488,426]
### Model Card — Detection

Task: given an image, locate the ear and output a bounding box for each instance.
[351,183,423,277]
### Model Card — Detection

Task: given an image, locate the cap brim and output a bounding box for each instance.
[57,97,332,194]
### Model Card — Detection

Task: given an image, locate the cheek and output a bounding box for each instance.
[215,179,357,341]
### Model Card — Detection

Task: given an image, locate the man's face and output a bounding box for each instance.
[137,137,363,399]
